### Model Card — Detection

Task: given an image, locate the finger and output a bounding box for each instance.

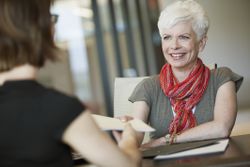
[139,145,148,151]
[115,115,134,122]
[123,116,135,122]
[120,117,128,122]
[123,123,135,135]
[140,141,152,150]
[112,130,122,142]
[123,123,141,146]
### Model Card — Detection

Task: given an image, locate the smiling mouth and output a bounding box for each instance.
[170,53,185,60]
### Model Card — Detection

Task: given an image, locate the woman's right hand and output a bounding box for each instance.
[114,114,148,147]
[112,115,134,142]
[118,123,141,166]
[119,123,139,147]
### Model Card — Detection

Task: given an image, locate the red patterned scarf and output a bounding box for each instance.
[160,58,210,137]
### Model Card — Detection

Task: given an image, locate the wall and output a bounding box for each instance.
[159,0,250,110]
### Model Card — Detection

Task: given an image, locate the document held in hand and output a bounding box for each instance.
[92,114,155,132]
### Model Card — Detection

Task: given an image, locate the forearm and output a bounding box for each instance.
[95,132,140,167]
[176,81,237,143]
[118,135,141,167]
[132,101,150,145]
[176,120,232,143]
[140,120,231,148]
[63,111,140,167]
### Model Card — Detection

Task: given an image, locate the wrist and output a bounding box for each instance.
[164,134,171,144]
[172,134,178,143]
[164,134,178,144]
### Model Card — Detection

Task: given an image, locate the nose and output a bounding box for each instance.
[170,38,180,50]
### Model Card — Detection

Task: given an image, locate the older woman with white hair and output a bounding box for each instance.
[118,0,243,148]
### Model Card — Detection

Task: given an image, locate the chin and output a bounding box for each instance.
[169,60,187,67]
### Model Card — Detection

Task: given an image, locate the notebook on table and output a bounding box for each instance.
[155,139,229,160]
[142,139,228,158]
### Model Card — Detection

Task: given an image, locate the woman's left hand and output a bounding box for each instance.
[140,137,166,150]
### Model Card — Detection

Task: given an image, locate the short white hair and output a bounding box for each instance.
[157,0,209,40]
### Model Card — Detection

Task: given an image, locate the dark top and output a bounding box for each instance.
[129,67,243,139]
[0,80,85,167]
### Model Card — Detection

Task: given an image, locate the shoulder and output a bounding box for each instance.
[138,75,160,88]
[211,66,231,76]
[43,88,75,101]
[129,75,160,104]
[134,75,160,94]
[210,67,243,91]
[42,87,85,112]
[41,88,85,133]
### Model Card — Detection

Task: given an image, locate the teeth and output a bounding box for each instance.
[172,53,183,57]
[170,53,184,60]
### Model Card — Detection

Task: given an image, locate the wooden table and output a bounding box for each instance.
[141,134,250,167]
[75,134,250,167]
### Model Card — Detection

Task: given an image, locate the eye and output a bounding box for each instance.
[179,35,190,40]
[163,35,171,40]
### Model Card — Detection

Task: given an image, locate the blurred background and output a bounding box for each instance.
[37,0,250,117]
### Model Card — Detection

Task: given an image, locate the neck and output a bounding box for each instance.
[172,70,191,82]
[0,64,37,85]
[172,60,198,82]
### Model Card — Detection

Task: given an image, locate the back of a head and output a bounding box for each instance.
[0,0,58,72]
[157,0,209,40]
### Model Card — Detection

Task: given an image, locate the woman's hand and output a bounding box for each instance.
[117,115,134,122]
[118,123,141,166]
[118,123,140,148]
[63,111,141,167]
[140,137,166,150]
[112,115,134,142]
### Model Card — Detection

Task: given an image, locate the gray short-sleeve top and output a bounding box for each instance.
[129,67,243,139]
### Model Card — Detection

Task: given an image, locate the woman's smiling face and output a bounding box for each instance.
[161,21,206,71]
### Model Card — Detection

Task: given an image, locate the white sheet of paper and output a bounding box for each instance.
[155,139,229,160]
[92,114,155,132]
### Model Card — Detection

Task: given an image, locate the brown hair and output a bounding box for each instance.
[0,0,58,72]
